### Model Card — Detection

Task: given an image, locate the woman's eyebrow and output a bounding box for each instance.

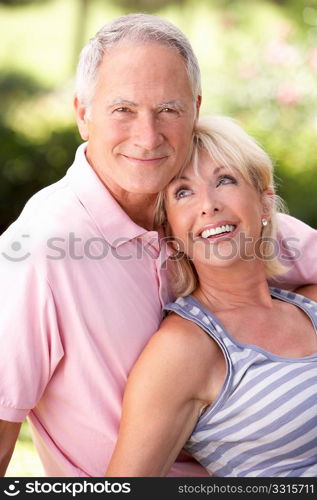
[212,165,225,174]
[175,175,190,181]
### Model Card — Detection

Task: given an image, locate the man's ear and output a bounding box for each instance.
[74,96,89,141]
[262,188,275,220]
[194,95,202,124]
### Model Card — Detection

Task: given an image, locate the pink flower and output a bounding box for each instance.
[309,48,317,70]
[220,12,237,29]
[265,40,297,65]
[238,61,259,79]
[276,83,300,105]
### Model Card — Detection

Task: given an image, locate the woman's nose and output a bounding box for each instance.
[200,191,221,215]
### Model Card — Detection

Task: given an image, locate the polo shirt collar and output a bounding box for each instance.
[66,142,157,248]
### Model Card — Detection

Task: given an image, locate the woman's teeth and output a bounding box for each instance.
[200,224,236,239]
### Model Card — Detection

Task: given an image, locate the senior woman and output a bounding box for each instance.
[105,116,317,477]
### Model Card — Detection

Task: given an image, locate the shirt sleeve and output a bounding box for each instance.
[269,213,317,290]
[0,250,64,422]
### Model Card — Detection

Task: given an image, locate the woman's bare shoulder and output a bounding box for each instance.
[158,311,209,342]
[149,311,219,370]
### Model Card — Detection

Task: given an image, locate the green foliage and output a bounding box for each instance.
[6,421,44,477]
[0,71,46,104]
[0,123,81,233]
[0,71,81,233]
[0,0,50,5]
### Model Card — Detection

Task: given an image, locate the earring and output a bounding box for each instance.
[262,218,268,227]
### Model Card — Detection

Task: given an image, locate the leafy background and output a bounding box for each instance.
[2,0,316,476]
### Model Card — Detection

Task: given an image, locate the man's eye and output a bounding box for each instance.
[114,107,131,113]
[217,175,237,187]
[160,107,178,114]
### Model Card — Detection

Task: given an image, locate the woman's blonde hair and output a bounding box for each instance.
[155,115,288,297]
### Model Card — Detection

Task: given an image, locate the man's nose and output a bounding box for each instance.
[132,113,164,151]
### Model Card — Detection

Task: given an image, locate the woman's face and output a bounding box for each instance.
[165,150,268,269]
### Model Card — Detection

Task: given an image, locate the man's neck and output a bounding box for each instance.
[116,192,158,230]
[85,152,158,230]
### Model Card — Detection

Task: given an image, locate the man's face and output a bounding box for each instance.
[75,43,200,199]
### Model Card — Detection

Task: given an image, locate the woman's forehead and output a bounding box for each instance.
[182,151,226,178]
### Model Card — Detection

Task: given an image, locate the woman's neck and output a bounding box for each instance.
[193,260,273,313]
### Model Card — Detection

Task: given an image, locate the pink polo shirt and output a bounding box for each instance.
[0,143,316,477]
[0,143,207,477]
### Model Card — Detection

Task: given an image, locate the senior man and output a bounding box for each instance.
[0,13,316,477]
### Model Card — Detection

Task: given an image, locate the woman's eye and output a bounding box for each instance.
[175,187,192,200]
[217,175,236,187]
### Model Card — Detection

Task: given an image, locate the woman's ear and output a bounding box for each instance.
[261,188,275,221]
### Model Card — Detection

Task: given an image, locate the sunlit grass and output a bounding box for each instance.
[6,421,44,477]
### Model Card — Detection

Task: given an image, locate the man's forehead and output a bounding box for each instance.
[94,43,195,104]
[106,98,186,110]
[97,42,189,79]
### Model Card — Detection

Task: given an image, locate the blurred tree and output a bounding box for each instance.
[73,0,90,71]
[0,71,80,234]
[0,0,51,5]
[0,122,81,234]
[0,71,47,117]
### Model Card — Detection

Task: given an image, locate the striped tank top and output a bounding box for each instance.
[164,288,317,477]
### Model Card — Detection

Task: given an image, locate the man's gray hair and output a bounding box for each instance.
[75,13,201,106]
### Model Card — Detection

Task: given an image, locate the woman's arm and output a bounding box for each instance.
[105,314,215,477]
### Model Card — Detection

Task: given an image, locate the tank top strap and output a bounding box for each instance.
[269,287,317,330]
[164,295,228,342]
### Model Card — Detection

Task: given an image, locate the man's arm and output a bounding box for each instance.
[295,284,317,302]
[271,214,317,289]
[0,420,21,476]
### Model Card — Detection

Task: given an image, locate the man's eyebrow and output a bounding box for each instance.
[107,99,138,108]
[157,101,185,111]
